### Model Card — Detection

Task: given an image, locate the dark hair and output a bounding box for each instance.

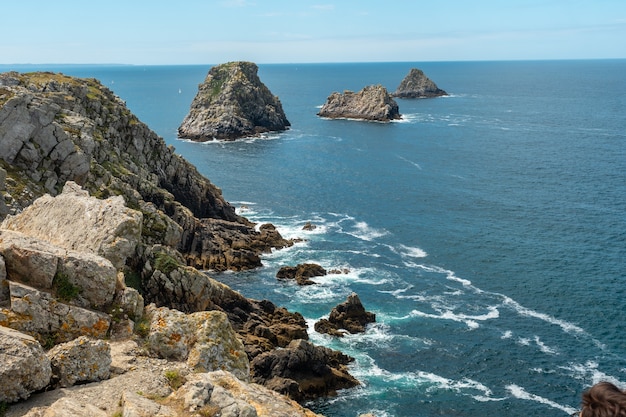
[581,382,626,417]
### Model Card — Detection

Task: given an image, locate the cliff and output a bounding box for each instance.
[317,84,401,122]
[178,62,290,141]
[0,71,361,414]
[392,68,448,98]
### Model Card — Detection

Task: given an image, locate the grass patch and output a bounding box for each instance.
[154,252,181,274]
[164,369,186,390]
[52,272,80,302]
[0,401,8,417]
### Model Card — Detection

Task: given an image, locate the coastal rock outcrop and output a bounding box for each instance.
[276,263,327,285]
[314,293,376,336]
[0,325,51,403]
[317,84,401,122]
[47,336,111,388]
[392,68,448,98]
[178,61,290,141]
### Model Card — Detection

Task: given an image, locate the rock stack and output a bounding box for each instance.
[318,84,401,122]
[392,68,448,98]
[178,61,290,141]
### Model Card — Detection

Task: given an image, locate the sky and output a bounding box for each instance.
[2,0,625,64]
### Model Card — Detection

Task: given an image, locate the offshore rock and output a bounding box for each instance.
[47,336,111,387]
[392,68,448,98]
[0,325,51,403]
[178,61,290,141]
[315,292,376,336]
[276,263,327,286]
[318,84,401,122]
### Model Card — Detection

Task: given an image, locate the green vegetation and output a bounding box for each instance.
[134,316,151,338]
[0,401,8,417]
[164,369,186,390]
[154,252,182,274]
[52,271,80,302]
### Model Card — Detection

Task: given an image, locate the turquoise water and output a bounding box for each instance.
[5,61,625,416]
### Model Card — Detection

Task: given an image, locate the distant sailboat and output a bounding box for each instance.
[178,88,182,94]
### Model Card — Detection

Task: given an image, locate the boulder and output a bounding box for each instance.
[0,325,51,403]
[1,281,111,343]
[178,61,290,141]
[145,305,250,381]
[250,339,358,401]
[276,263,326,286]
[392,68,448,98]
[317,85,401,122]
[47,336,111,387]
[33,397,108,417]
[1,181,142,270]
[314,293,376,336]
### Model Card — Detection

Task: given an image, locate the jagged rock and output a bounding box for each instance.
[317,85,401,122]
[145,305,250,381]
[276,263,326,286]
[0,229,117,309]
[315,293,376,336]
[1,181,142,270]
[302,222,316,231]
[47,336,111,387]
[0,254,8,305]
[1,281,110,343]
[250,339,358,401]
[121,391,176,417]
[0,325,51,403]
[0,71,289,273]
[392,68,448,98]
[178,61,290,141]
[113,285,144,321]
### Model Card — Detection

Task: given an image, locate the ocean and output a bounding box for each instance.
[4,60,625,417]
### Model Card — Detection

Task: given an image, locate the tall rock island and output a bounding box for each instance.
[392,68,448,98]
[178,61,290,141]
[317,84,401,122]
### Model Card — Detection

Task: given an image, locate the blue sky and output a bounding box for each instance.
[2,0,625,64]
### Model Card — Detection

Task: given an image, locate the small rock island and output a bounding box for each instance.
[178,61,290,141]
[392,68,448,98]
[317,84,401,122]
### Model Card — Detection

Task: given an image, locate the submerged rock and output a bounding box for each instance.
[392,68,448,98]
[318,84,401,122]
[178,61,290,141]
[276,263,327,285]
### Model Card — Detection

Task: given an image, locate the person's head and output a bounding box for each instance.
[580,382,626,417]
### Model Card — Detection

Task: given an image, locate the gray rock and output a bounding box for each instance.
[39,397,108,417]
[318,85,401,122]
[3,281,110,343]
[178,61,290,141]
[121,391,176,417]
[47,336,111,387]
[0,325,52,403]
[392,68,448,98]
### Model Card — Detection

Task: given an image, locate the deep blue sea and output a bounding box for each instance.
[4,60,625,417]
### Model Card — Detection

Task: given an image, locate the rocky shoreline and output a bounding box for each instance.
[0,71,370,416]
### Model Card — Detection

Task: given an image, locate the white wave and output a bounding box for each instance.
[397,244,428,258]
[396,155,423,170]
[501,330,513,339]
[506,384,578,415]
[409,305,499,330]
[534,336,559,355]
[344,221,389,241]
[562,361,625,387]
[502,296,585,335]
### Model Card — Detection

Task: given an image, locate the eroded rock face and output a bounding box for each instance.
[392,68,448,98]
[250,339,358,401]
[317,84,401,122]
[178,61,290,141]
[47,336,111,387]
[145,305,250,381]
[0,325,51,403]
